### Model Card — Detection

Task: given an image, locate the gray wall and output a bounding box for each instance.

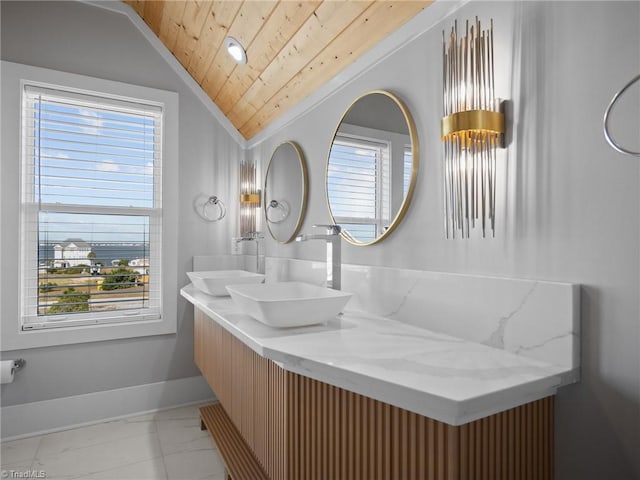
[250,2,640,479]
[0,2,241,404]
[1,1,639,478]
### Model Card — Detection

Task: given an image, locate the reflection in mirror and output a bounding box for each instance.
[326,91,418,245]
[264,141,308,243]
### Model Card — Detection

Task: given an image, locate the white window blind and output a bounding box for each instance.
[403,145,413,197]
[21,83,163,330]
[327,135,390,243]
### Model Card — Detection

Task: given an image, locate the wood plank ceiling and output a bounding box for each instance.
[123,1,431,140]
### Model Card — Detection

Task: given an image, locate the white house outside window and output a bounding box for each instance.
[21,83,163,330]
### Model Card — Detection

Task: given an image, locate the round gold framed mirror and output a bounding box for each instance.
[326,90,419,245]
[264,141,308,243]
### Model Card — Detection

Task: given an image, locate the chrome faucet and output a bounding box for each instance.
[295,224,341,290]
[236,231,264,274]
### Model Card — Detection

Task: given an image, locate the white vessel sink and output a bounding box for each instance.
[226,281,352,328]
[187,270,265,296]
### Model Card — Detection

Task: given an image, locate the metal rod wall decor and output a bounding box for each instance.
[239,160,259,236]
[442,17,505,239]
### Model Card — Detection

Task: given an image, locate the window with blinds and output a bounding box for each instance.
[327,135,390,243]
[21,83,163,330]
[403,145,413,197]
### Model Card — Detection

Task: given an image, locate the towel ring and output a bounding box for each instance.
[603,74,640,157]
[201,196,226,222]
[266,199,290,224]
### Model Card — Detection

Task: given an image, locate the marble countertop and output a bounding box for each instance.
[181,284,572,425]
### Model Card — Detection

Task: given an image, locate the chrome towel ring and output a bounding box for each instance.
[200,195,226,222]
[603,74,640,157]
[266,199,290,224]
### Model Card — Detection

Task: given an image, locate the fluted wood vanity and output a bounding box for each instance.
[189,296,562,480]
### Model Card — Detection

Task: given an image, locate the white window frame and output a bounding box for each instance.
[1,61,178,350]
[329,122,412,243]
[403,144,413,198]
[330,133,390,238]
[21,83,164,329]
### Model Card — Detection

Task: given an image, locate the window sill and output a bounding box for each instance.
[3,315,176,351]
[1,61,179,352]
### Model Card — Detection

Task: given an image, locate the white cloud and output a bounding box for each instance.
[96,160,120,172]
[77,108,104,134]
[123,161,154,176]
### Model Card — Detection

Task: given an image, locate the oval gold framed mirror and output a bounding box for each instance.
[325,90,419,246]
[264,141,308,243]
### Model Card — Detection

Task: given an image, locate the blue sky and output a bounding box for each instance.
[32,100,156,244]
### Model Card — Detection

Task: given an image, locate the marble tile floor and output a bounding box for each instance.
[1,404,226,480]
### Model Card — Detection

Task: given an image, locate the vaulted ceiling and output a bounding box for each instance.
[122,1,431,140]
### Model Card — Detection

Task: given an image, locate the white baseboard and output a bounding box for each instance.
[0,375,215,441]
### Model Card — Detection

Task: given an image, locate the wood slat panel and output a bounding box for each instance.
[214,0,322,115]
[141,1,164,35]
[194,308,288,480]
[173,1,214,67]
[195,308,554,479]
[238,0,430,138]
[187,1,243,84]
[201,1,279,101]
[200,403,270,480]
[157,1,186,52]
[124,0,144,16]
[125,0,431,139]
[287,375,554,480]
[227,0,372,128]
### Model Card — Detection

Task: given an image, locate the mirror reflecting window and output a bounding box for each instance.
[326,91,418,245]
[264,141,308,243]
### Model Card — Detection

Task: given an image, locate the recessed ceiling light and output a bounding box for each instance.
[225,36,247,65]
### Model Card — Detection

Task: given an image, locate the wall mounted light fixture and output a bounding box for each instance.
[442,18,505,238]
[239,160,261,237]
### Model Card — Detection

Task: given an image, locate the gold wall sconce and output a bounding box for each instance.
[240,193,261,205]
[239,160,261,236]
[442,18,505,239]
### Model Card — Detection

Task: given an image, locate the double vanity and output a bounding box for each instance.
[182,90,579,479]
[181,259,579,480]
